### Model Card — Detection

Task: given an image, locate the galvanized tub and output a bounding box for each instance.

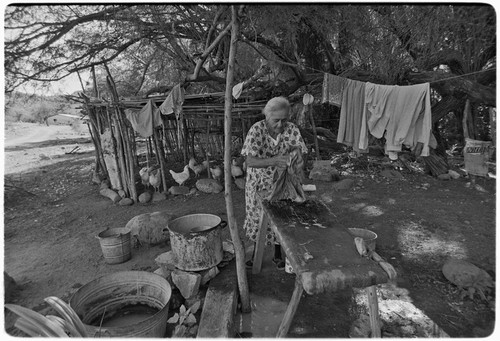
[69,271,171,337]
[96,227,132,264]
[167,213,226,271]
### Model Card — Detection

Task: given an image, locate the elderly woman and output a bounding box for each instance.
[241,97,308,269]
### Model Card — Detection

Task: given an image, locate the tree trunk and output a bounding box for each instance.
[223,5,251,313]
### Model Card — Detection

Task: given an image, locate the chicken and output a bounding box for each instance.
[201,160,209,170]
[192,164,205,177]
[210,165,223,181]
[169,165,190,186]
[149,168,162,192]
[188,157,197,172]
[231,159,244,179]
[139,167,151,188]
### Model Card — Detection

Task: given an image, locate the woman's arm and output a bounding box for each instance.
[246,155,289,169]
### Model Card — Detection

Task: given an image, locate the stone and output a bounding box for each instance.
[200,266,220,286]
[169,186,190,195]
[380,169,403,179]
[332,178,355,190]
[448,169,461,179]
[138,191,152,203]
[155,251,177,271]
[172,269,202,299]
[222,241,234,254]
[126,211,172,245]
[196,179,223,194]
[118,189,126,198]
[154,267,173,285]
[118,198,134,206]
[152,192,167,202]
[99,188,121,203]
[234,178,246,190]
[438,173,451,180]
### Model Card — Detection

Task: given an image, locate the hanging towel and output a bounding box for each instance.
[337,79,367,153]
[159,84,185,119]
[125,99,162,138]
[322,73,347,106]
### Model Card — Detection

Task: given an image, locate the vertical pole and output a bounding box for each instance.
[223,5,251,313]
[366,285,381,337]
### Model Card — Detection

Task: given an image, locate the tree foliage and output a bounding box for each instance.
[5,4,495,107]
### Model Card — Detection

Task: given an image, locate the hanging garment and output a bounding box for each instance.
[125,99,162,138]
[384,83,432,156]
[359,82,397,150]
[322,73,347,106]
[337,78,367,153]
[159,84,185,119]
[360,82,432,157]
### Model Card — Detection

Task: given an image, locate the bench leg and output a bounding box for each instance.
[252,209,268,274]
[276,277,304,337]
[366,285,381,337]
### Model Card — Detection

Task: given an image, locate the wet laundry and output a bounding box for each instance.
[125,99,162,138]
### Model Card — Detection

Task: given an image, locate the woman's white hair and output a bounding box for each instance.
[263,96,290,118]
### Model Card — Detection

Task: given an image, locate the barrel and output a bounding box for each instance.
[69,271,171,337]
[96,228,132,264]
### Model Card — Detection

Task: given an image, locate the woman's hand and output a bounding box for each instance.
[272,155,290,168]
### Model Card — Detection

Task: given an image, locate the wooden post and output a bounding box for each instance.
[223,5,251,313]
[276,277,304,337]
[252,206,268,274]
[366,285,381,338]
[308,105,320,160]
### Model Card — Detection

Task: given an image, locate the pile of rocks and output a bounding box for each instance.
[154,242,235,302]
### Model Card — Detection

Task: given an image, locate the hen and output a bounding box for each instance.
[139,167,151,188]
[192,164,205,177]
[210,165,223,181]
[188,157,197,172]
[149,168,162,192]
[231,159,244,179]
[169,165,190,186]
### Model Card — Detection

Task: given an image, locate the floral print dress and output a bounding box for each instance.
[241,120,308,245]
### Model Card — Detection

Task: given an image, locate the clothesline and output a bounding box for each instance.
[299,63,495,87]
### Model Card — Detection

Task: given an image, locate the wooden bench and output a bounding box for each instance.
[252,197,391,337]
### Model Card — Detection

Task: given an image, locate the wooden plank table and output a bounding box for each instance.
[252,196,390,337]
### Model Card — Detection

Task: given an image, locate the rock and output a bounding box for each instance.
[154,267,173,285]
[332,178,355,190]
[99,188,121,203]
[448,169,461,179]
[138,192,152,203]
[185,291,205,311]
[380,169,402,179]
[196,179,223,194]
[169,186,190,195]
[152,192,167,202]
[126,211,172,245]
[437,173,451,180]
[200,266,220,286]
[99,180,110,190]
[308,160,340,182]
[118,189,126,198]
[155,251,177,271]
[222,241,235,254]
[234,178,246,190]
[118,198,134,206]
[172,270,202,299]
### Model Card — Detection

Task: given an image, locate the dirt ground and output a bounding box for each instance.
[3,122,496,337]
